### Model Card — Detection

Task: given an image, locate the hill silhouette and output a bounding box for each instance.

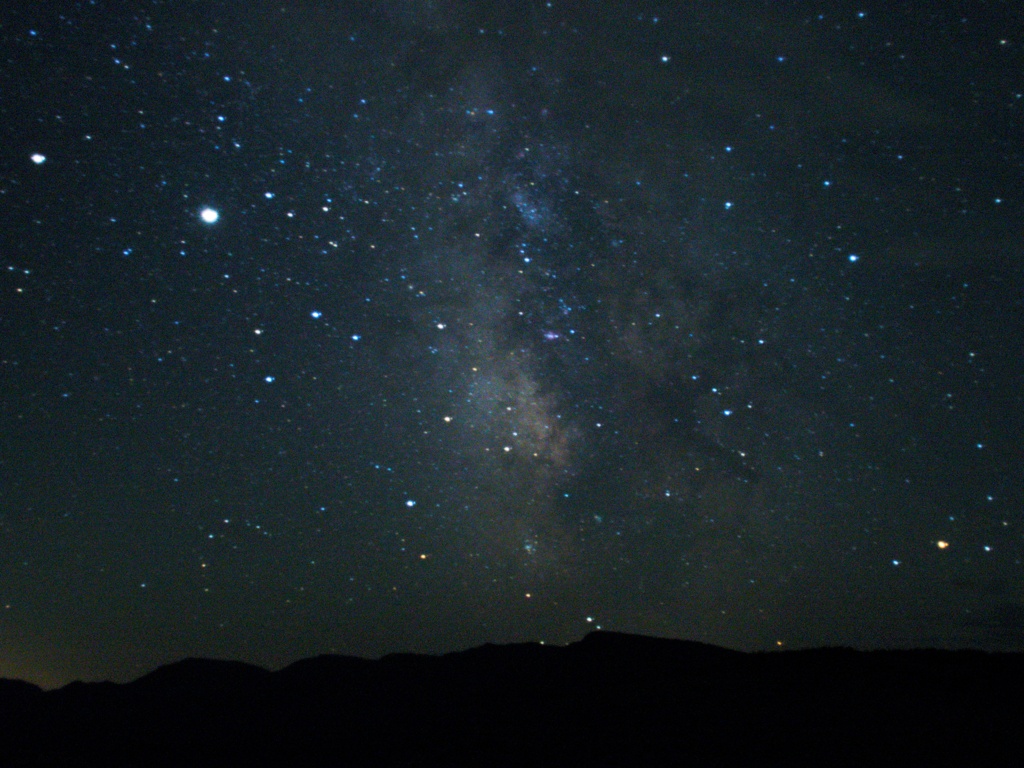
[1,631,1022,766]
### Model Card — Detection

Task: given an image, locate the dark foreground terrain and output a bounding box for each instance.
[2,631,1022,766]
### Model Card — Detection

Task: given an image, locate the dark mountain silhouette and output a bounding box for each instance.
[2,631,1022,766]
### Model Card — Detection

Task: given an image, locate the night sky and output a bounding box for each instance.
[2,0,1022,688]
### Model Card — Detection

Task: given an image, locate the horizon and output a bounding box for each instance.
[6,628,1019,691]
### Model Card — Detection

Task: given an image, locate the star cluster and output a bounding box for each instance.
[1,0,1022,686]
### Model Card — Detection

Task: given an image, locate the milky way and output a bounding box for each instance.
[1,0,1022,686]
